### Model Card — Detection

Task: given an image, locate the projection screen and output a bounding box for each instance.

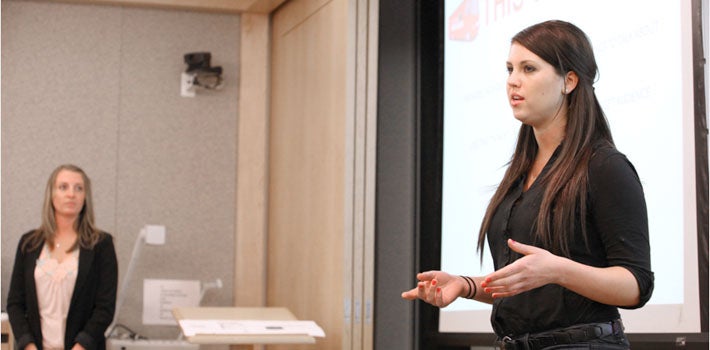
[439,0,700,333]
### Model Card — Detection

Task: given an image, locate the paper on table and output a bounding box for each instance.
[178,319,325,338]
[143,279,201,325]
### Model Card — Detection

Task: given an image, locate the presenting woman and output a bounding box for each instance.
[402,20,653,349]
[7,164,118,350]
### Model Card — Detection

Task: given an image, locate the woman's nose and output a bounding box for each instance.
[507,72,520,87]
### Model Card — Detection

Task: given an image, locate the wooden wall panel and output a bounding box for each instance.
[268,0,347,349]
[235,13,270,308]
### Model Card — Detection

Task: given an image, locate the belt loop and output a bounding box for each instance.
[612,319,624,335]
[521,333,531,350]
[499,336,517,350]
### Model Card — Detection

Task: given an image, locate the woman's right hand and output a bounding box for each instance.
[401,270,466,308]
[24,343,38,350]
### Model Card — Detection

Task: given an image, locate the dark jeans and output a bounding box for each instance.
[497,320,629,350]
[541,335,629,349]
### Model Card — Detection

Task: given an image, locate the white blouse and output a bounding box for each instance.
[34,244,79,350]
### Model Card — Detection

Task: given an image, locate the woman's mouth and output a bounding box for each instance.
[510,94,524,107]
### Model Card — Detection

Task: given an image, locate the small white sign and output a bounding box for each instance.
[143,279,200,325]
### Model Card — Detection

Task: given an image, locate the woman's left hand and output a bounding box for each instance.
[481,239,565,298]
[71,344,86,350]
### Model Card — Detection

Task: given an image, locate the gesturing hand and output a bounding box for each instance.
[401,270,465,308]
[481,239,564,298]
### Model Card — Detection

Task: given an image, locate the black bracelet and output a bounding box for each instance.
[470,276,478,298]
[463,276,472,299]
[460,275,472,299]
[462,276,477,299]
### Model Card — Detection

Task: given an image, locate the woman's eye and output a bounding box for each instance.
[75,185,84,192]
[506,66,513,74]
[524,65,536,73]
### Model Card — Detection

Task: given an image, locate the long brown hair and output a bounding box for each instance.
[477,20,614,257]
[22,164,103,252]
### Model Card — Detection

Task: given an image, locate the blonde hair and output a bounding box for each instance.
[22,164,103,252]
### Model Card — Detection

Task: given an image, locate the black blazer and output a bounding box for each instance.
[7,231,118,350]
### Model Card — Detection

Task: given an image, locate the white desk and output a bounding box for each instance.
[173,307,316,349]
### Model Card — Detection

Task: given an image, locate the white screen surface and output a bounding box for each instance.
[440,0,700,333]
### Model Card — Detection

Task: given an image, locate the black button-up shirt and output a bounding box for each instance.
[487,144,654,337]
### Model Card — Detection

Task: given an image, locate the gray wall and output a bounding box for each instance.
[1,0,239,341]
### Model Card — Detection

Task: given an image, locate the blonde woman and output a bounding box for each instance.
[7,164,118,350]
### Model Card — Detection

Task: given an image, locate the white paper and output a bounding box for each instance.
[178,319,325,338]
[143,279,201,325]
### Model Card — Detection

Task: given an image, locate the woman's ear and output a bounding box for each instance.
[563,71,579,94]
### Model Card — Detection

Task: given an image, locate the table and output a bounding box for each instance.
[172,307,316,349]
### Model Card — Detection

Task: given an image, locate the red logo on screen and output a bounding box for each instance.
[449,0,528,42]
[449,0,480,41]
